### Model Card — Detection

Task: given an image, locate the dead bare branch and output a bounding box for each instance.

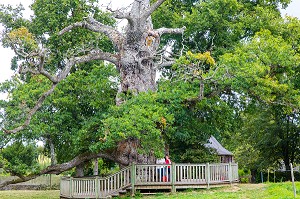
[2,83,58,134]
[156,27,186,36]
[71,50,119,66]
[157,61,175,68]
[142,0,166,21]
[58,17,124,51]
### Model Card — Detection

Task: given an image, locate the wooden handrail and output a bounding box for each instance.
[60,163,239,198]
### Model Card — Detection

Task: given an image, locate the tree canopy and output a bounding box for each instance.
[0,0,300,186]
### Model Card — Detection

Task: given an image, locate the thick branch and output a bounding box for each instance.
[142,0,166,21]
[0,175,39,188]
[7,33,60,84]
[157,61,175,68]
[3,83,58,134]
[107,6,133,25]
[19,52,59,83]
[0,151,118,188]
[41,152,111,174]
[156,27,186,36]
[58,17,124,50]
[71,50,119,66]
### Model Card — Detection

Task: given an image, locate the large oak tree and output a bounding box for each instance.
[0,0,184,185]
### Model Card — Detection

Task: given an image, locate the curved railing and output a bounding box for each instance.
[60,165,131,198]
[60,163,238,198]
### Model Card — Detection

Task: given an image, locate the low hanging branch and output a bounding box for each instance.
[0,137,146,188]
[58,17,124,52]
[0,151,117,188]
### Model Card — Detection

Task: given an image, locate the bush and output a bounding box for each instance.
[239,169,251,183]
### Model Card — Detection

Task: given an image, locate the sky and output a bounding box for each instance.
[0,0,299,93]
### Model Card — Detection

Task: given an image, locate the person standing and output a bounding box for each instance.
[156,158,165,182]
[165,155,171,181]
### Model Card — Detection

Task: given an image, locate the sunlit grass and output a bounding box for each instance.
[0,190,59,199]
[0,182,299,199]
[142,182,300,199]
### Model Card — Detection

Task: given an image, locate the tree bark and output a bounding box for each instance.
[113,138,156,166]
[250,169,257,183]
[75,162,85,177]
[49,138,57,166]
[93,159,99,176]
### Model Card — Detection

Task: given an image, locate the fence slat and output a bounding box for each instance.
[60,163,238,198]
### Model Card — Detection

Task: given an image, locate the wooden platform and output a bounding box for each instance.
[60,163,239,198]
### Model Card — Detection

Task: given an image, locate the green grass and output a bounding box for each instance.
[141,182,300,199]
[0,190,60,199]
[0,182,299,199]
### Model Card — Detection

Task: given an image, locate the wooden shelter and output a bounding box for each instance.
[205,136,234,163]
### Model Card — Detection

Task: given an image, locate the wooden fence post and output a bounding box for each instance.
[206,163,210,189]
[290,163,296,198]
[95,176,99,198]
[171,162,176,193]
[229,162,232,184]
[131,163,136,196]
[69,177,73,198]
[49,174,52,190]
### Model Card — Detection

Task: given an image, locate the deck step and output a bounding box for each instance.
[110,189,129,198]
[111,193,120,197]
[118,189,127,194]
[141,192,158,195]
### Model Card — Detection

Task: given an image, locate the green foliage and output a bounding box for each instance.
[157,78,238,163]
[0,141,39,176]
[96,92,174,157]
[153,0,290,57]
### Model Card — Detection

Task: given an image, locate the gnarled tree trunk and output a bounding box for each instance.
[109,0,180,164]
[116,1,159,104]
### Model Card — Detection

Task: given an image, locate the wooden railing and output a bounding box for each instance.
[60,165,131,198]
[134,163,239,185]
[60,163,238,198]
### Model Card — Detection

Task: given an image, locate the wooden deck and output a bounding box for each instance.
[60,162,239,198]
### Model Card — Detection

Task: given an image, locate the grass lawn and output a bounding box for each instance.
[142,182,300,199]
[0,190,60,199]
[0,182,299,199]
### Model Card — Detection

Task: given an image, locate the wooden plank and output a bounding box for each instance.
[131,163,136,196]
[60,163,239,198]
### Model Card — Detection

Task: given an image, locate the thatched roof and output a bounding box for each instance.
[205,135,233,156]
